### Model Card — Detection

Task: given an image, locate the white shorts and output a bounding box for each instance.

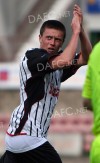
[5,134,47,153]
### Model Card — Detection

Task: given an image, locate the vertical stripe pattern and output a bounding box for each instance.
[7,49,64,137]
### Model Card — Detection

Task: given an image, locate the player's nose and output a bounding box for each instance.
[50,38,55,46]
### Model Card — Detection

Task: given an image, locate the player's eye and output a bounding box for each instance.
[46,36,52,40]
[55,38,62,42]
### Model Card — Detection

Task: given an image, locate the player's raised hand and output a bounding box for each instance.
[74,4,83,27]
[71,6,81,35]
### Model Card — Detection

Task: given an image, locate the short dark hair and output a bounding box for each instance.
[40,20,66,42]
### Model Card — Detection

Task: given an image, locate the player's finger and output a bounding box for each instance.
[74,5,82,13]
[74,8,83,17]
[73,11,79,17]
[74,7,82,13]
[74,10,82,16]
[74,4,81,10]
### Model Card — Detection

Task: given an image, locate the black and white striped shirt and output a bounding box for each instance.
[7,48,80,138]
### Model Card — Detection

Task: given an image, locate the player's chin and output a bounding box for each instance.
[47,49,57,55]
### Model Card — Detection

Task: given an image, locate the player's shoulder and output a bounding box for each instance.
[25,48,38,57]
[95,42,100,49]
[25,48,48,55]
[25,48,48,59]
[92,42,100,54]
[89,42,100,61]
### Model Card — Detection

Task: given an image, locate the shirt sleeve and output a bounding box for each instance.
[25,48,54,76]
[61,53,81,82]
[82,62,92,99]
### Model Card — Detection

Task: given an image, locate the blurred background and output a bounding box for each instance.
[0,0,100,162]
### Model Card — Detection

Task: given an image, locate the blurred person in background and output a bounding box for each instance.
[0,4,92,163]
[82,42,100,163]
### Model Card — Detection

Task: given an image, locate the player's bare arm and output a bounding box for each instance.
[74,4,92,65]
[49,7,81,69]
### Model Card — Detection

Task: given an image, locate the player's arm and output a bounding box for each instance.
[74,4,92,65]
[77,26,92,65]
[49,9,81,69]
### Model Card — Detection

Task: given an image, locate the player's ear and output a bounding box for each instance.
[39,34,42,39]
[39,35,42,43]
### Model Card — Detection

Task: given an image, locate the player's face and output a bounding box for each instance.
[39,28,64,55]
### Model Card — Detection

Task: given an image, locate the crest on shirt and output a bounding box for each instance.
[49,83,59,97]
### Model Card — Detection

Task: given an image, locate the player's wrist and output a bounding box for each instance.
[73,30,80,35]
[80,25,84,34]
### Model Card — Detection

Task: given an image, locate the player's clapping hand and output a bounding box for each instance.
[74,4,83,27]
[71,4,81,35]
